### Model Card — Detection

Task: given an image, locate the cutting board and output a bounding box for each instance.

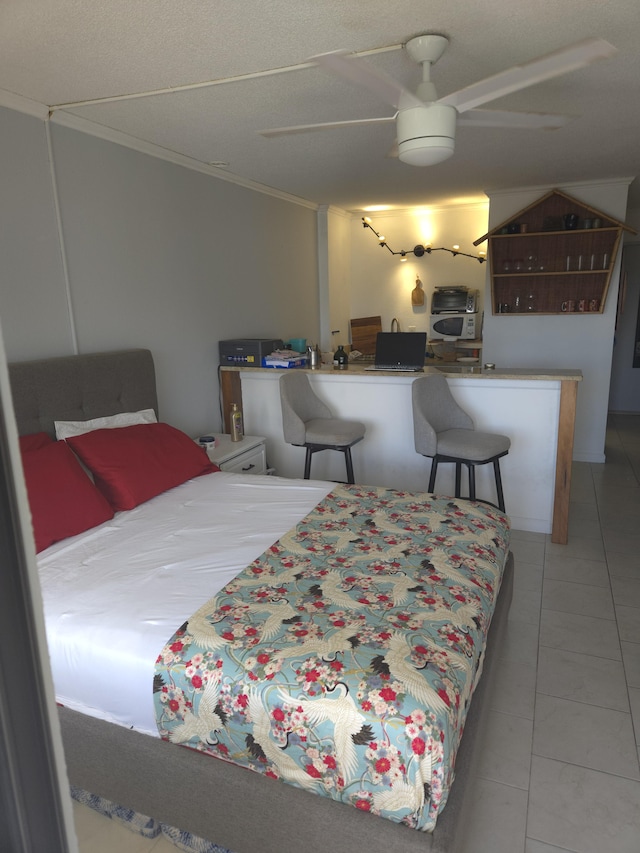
[350,316,382,355]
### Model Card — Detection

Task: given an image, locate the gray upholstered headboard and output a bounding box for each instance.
[8,349,158,438]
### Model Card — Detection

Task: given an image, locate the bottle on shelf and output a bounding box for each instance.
[230,402,244,442]
[333,345,348,370]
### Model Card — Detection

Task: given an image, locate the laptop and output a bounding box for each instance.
[364,332,427,372]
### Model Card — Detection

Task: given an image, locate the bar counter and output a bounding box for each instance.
[220,364,582,543]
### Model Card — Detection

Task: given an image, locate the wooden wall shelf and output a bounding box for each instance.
[475,190,635,316]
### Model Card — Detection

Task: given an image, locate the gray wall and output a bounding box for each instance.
[0,106,320,436]
[0,109,73,358]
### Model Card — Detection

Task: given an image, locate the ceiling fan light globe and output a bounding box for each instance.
[398,139,454,166]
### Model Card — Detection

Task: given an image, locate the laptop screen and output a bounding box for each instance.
[374,332,427,368]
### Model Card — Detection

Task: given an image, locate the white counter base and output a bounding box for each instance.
[240,370,563,534]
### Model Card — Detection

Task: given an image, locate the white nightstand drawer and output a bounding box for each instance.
[202,434,267,475]
[217,442,267,475]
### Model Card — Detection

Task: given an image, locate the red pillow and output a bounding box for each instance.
[20,432,53,453]
[67,422,219,511]
[21,441,114,553]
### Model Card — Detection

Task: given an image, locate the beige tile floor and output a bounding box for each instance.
[73,413,640,853]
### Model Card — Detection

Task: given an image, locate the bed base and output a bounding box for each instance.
[60,554,513,853]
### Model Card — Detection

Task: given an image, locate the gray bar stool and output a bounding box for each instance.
[279,372,365,483]
[411,373,510,512]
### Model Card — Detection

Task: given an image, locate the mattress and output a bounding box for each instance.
[37,472,332,734]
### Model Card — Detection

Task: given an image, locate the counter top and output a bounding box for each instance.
[221,364,583,381]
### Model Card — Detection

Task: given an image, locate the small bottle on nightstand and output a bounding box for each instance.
[230,403,244,442]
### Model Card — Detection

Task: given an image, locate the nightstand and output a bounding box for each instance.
[204,433,267,475]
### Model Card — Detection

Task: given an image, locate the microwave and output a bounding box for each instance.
[429,313,479,340]
[431,287,478,314]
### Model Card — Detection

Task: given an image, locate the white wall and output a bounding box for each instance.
[0,106,320,438]
[482,179,632,463]
[609,242,640,412]
[348,204,489,337]
[318,206,352,354]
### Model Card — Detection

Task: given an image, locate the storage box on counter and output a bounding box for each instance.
[262,350,308,368]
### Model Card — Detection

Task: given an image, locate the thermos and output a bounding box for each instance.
[230,402,244,442]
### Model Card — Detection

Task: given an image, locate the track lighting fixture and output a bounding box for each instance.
[362,218,485,263]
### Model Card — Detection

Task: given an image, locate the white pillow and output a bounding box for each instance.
[54,408,157,440]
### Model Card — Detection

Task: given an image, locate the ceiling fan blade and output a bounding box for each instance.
[458,108,573,129]
[438,37,616,113]
[311,49,424,110]
[258,115,395,138]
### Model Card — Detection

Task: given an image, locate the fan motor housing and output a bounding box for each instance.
[397,104,457,166]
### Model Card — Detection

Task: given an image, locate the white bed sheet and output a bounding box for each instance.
[37,472,333,736]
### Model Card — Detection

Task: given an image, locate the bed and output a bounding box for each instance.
[10,348,513,853]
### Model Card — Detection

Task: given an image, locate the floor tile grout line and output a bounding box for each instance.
[527,747,640,784]
[474,771,531,793]
[523,517,546,850]
[538,606,616,622]
[537,640,623,663]
[533,686,635,718]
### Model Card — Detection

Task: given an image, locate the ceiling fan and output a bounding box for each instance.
[258,35,616,166]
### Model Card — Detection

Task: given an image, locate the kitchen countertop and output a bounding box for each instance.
[221,363,583,381]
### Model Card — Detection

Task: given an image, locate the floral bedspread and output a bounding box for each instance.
[153,484,510,832]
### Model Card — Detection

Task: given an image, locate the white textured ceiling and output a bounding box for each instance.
[2,0,640,211]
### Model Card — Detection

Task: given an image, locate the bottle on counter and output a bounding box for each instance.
[333,345,348,370]
[230,402,244,442]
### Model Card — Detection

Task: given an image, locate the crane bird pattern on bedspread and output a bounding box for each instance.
[153,484,509,833]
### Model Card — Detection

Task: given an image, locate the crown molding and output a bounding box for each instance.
[348,199,489,219]
[317,205,351,218]
[485,176,634,199]
[0,103,315,211]
[50,111,319,210]
[0,89,49,120]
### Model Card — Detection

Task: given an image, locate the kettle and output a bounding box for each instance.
[307,343,320,369]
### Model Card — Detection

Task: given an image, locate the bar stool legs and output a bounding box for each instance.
[427,454,507,513]
[304,443,357,484]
